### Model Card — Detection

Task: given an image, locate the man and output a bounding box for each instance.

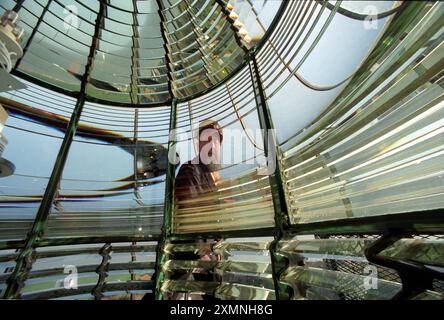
[142,120,224,301]
[171,119,224,300]
[175,119,223,205]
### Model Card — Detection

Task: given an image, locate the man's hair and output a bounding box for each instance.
[198,119,223,143]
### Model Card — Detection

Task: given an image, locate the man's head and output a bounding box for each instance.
[197,119,223,165]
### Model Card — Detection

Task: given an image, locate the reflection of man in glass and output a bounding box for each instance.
[172,120,223,300]
[175,119,223,205]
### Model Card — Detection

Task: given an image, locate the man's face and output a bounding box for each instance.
[198,127,222,165]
